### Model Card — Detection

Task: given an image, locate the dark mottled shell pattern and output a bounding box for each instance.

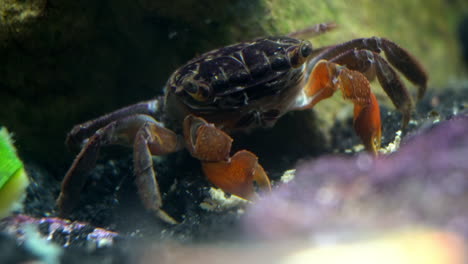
[165,36,310,131]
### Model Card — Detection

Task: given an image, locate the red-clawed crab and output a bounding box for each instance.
[57,23,427,224]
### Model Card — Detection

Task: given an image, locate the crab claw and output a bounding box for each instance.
[346,78,382,155]
[183,115,271,199]
[183,115,233,161]
[305,60,382,154]
[338,67,382,154]
[202,150,271,199]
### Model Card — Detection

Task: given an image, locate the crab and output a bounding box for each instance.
[57,23,427,224]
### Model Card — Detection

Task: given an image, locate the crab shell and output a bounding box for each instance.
[164,36,314,133]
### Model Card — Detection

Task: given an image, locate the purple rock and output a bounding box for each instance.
[245,116,468,239]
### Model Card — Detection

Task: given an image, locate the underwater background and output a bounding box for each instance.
[1,0,468,263]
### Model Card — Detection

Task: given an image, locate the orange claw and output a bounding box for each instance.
[304,60,382,154]
[202,150,271,199]
[304,59,337,108]
[183,115,233,162]
[338,67,382,154]
[352,92,382,154]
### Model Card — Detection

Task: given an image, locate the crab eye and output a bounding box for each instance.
[289,41,314,68]
[300,41,313,58]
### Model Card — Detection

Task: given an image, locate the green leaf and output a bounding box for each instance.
[0,127,23,190]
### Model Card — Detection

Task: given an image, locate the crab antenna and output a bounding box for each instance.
[287,22,337,39]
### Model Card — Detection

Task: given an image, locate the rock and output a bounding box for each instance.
[245,115,468,239]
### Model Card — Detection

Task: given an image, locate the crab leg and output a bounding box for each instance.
[66,100,162,151]
[303,60,381,154]
[133,120,181,224]
[57,114,181,224]
[183,115,271,199]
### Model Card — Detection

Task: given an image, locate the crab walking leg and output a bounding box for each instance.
[133,121,181,224]
[58,128,104,216]
[303,60,381,154]
[183,115,271,199]
[66,100,162,151]
[379,38,428,100]
[57,114,181,224]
